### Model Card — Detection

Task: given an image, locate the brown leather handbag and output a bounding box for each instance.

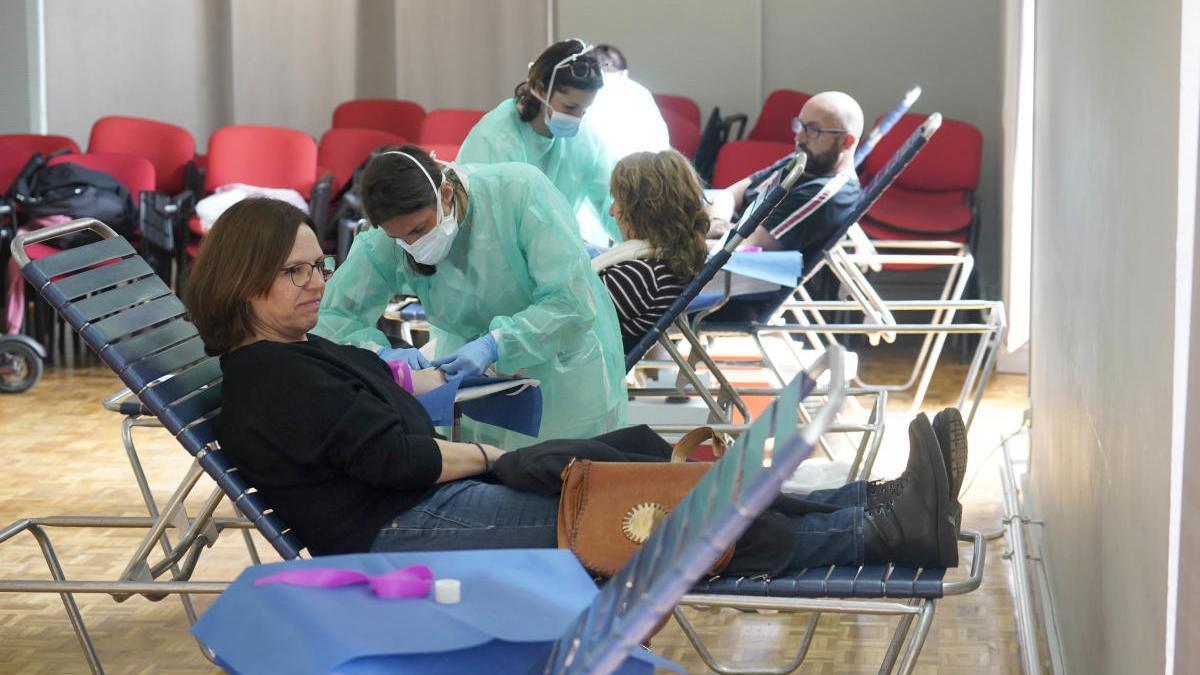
[556,427,734,577]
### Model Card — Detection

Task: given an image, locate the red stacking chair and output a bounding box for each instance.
[710,140,793,189]
[332,99,425,141]
[661,108,701,159]
[419,143,461,162]
[418,109,485,147]
[653,93,702,128]
[88,118,198,287]
[0,135,80,192]
[87,116,196,194]
[318,128,404,198]
[858,113,983,246]
[21,152,157,263]
[9,152,156,349]
[190,126,330,256]
[746,89,812,143]
[0,134,82,331]
[48,152,156,204]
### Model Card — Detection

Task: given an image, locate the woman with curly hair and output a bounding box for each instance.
[595,149,709,352]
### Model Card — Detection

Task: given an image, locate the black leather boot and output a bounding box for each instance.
[865,412,936,509]
[933,407,968,529]
[863,413,957,568]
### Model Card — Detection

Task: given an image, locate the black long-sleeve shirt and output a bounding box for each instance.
[216,335,443,555]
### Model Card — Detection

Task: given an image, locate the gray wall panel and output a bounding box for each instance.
[1030,0,1181,671]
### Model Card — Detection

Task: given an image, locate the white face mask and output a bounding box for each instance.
[398,200,457,265]
[381,151,459,265]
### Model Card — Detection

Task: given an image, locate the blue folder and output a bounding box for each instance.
[417,376,543,437]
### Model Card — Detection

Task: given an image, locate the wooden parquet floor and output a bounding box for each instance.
[0,343,1031,674]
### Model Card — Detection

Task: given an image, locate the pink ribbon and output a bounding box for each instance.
[254,564,433,599]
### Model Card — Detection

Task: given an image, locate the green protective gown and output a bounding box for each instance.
[314,162,628,448]
[457,98,622,244]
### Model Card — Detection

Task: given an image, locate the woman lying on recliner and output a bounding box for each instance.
[185,196,966,572]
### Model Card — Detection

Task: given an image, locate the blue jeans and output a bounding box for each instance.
[371,479,866,570]
[371,480,559,552]
[786,481,865,569]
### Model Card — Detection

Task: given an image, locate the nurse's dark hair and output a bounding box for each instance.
[358,144,463,276]
[184,197,315,356]
[514,39,604,122]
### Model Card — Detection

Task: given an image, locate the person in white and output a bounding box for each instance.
[584,44,670,160]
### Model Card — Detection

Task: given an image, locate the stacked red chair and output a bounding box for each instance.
[660,108,701,159]
[417,109,485,160]
[318,128,404,198]
[710,140,794,189]
[653,93,702,128]
[653,93,703,158]
[88,116,198,286]
[332,98,425,141]
[858,113,983,248]
[747,89,812,143]
[7,152,155,354]
[0,135,80,198]
[88,116,196,194]
[188,125,330,256]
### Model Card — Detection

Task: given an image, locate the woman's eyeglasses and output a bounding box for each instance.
[281,256,336,287]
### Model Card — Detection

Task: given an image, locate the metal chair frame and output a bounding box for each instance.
[624,115,944,477]
[4,219,987,675]
[674,529,985,675]
[546,348,846,673]
[1,219,306,674]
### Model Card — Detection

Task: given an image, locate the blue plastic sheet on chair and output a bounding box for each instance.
[192,549,674,674]
[416,376,542,437]
[687,292,725,313]
[721,250,804,288]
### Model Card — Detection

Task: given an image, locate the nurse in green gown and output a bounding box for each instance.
[457,39,621,245]
[314,145,627,448]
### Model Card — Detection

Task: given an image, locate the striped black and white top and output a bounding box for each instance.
[598,258,685,353]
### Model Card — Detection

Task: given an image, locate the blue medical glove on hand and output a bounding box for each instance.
[376,346,431,370]
[431,333,499,378]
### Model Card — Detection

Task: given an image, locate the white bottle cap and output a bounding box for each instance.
[434,578,461,604]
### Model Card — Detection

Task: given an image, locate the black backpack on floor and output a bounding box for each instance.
[8,153,137,249]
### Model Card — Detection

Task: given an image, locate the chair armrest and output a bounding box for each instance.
[309,173,335,246]
[185,160,204,196]
[722,113,748,142]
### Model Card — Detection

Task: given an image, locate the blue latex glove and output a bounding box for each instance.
[376,346,431,370]
[431,333,499,378]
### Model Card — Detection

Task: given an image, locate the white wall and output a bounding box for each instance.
[43,0,228,150]
[392,0,547,112]
[555,0,761,132]
[229,0,356,138]
[1030,0,1186,672]
[0,0,39,135]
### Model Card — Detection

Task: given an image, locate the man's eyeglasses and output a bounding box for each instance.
[281,256,336,287]
[791,118,848,140]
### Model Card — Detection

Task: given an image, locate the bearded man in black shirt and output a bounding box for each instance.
[706,91,864,322]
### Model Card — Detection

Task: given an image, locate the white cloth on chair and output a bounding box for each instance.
[196,183,309,231]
